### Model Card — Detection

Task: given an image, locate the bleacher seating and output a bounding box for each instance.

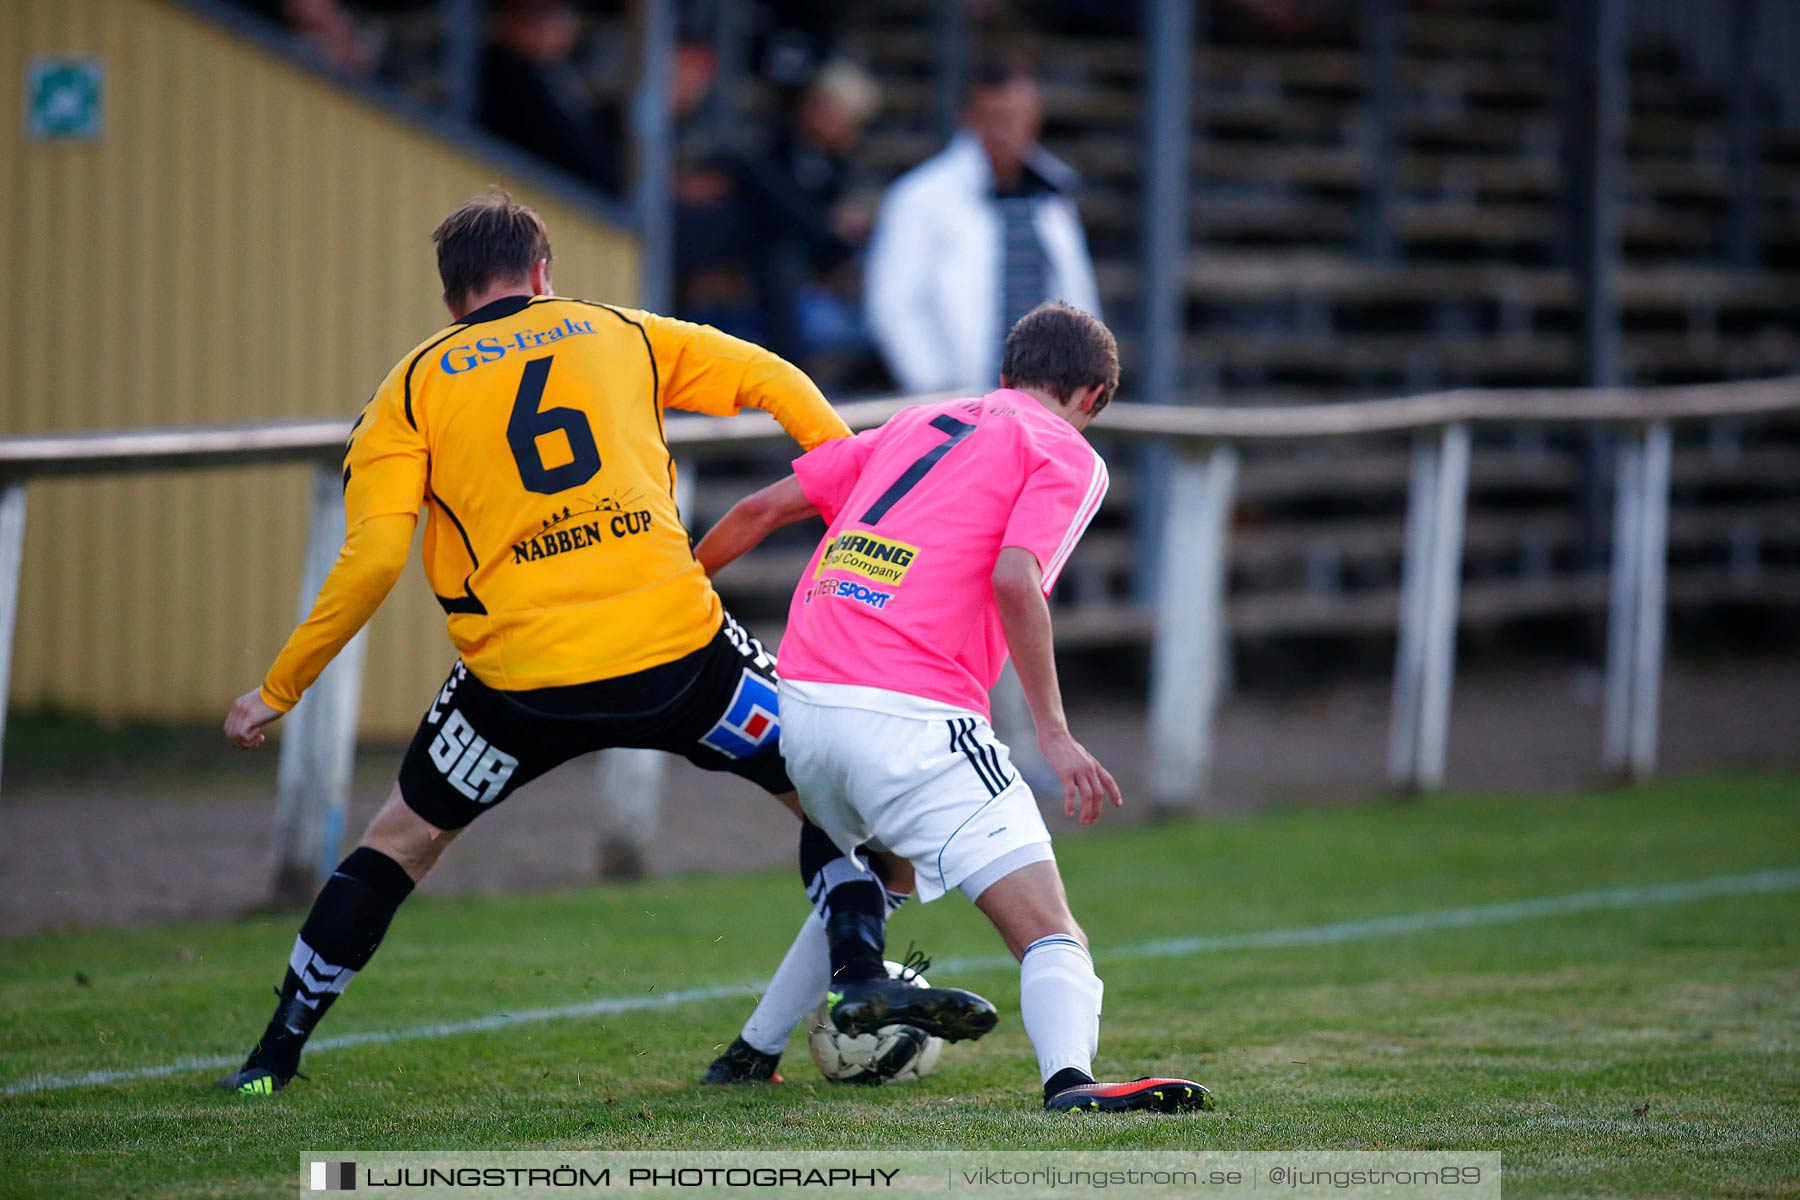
[731,0,1800,652]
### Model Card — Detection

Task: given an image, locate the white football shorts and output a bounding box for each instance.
[779,680,1054,903]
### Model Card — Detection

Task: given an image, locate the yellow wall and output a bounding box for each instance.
[1,0,640,737]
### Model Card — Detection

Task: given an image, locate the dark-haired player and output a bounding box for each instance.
[216,191,991,1095]
[696,302,1212,1112]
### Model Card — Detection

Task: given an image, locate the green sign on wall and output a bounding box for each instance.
[26,56,105,141]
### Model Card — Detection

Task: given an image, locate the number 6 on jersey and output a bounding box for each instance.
[507,355,602,494]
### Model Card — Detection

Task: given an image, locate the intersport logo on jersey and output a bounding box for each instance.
[803,577,894,610]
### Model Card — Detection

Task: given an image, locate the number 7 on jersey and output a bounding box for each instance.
[859,414,977,524]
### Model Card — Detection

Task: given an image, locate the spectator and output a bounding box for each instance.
[673,54,878,368]
[863,56,1099,394]
[478,0,623,197]
[767,61,878,243]
[281,0,383,78]
[672,40,762,335]
[725,60,881,364]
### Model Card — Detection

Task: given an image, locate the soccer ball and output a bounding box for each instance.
[807,960,945,1085]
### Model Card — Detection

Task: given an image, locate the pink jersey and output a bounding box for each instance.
[778,390,1109,717]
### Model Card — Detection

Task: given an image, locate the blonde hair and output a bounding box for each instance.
[810,61,880,124]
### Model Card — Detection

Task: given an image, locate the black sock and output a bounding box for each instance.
[1044,1065,1096,1102]
[824,906,887,981]
[798,819,887,983]
[247,847,414,1077]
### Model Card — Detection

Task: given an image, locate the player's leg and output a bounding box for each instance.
[218,788,453,1094]
[219,662,559,1095]
[704,846,914,1083]
[804,831,998,1044]
[973,861,1211,1114]
[666,615,990,1065]
[775,791,912,983]
[829,706,1208,1113]
[776,696,998,1044]
[801,818,893,983]
[970,860,1099,1098]
[703,905,827,1084]
[659,612,898,987]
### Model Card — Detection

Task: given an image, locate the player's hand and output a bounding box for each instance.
[224,690,283,750]
[1038,728,1123,826]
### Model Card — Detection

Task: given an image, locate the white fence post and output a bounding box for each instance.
[594,747,665,878]
[1604,421,1671,781]
[1417,422,1471,789]
[0,483,26,795]
[1147,444,1238,810]
[1601,436,1643,770]
[271,465,369,906]
[1388,422,1470,792]
[1388,432,1439,787]
[594,458,693,877]
[1629,421,1672,780]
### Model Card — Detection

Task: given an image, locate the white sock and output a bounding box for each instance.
[1019,933,1103,1083]
[740,912,831,1055]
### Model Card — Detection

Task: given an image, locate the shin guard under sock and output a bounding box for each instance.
[248,846,415,1077]
[798,819,888,982]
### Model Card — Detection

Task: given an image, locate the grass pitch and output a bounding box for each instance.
[2,773,1797,1198]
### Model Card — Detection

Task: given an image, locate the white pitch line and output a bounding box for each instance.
[5,866,1796,1098]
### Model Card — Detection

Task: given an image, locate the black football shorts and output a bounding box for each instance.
[397,613,790,830]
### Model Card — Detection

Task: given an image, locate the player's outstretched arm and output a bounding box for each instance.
[694,475,818,579]
[643,313,851,450]
[992,547,1123,825]
[224,512,417,749]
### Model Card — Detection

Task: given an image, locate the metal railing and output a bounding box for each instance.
[3,377,1796,898]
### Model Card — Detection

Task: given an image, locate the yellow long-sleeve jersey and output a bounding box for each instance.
[261,294,849,710]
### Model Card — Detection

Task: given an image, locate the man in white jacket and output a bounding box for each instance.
[865,58,1101,394]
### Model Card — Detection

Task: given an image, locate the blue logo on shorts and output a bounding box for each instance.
[699,669,780,759]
